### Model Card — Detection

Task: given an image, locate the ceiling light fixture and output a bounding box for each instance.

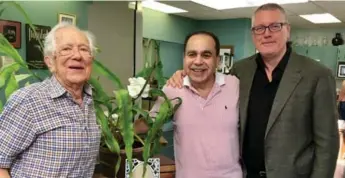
[130,0,187,14]
[300,13,341,23]
[191,0,309,10]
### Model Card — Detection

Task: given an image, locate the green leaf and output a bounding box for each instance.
[5,73,19,100]
[0,2,46,82]
[135,66,154,79]
[142,100,171,169]
[0,8,7,17]
[25,81,31,87]
[88,77,112,110]
[114,155,121,177]
[154,58,166,89]
[114,89,134,174]
[92,60,124,89]
[171,97,183,112]
[15,74,32,83]
[95,104,120,154]
[0,63,21,89]
[0,34,26,67]
[0,34,43,82]
[149,88,171,108]
[7,2,44,50]
[0,100,3,113]
[132,105,153,125]
[150,131,162,156]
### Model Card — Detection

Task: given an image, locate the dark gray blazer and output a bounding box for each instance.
[232,52,339,178]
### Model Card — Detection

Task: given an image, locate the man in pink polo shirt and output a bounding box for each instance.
[152,31,242,178]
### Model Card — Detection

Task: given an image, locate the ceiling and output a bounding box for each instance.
[158,0,345,28]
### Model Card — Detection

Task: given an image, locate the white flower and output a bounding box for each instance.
[104,111,119,119]
[127,77,150,98]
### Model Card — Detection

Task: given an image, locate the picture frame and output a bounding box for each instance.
[218,45,234,74]
[58,13,76,25]
[0,19,21,49]
[337,61,345,78]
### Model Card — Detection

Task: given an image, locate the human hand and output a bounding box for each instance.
[166,70,186,88]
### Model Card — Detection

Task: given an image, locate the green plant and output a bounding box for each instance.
[0,2,182,177]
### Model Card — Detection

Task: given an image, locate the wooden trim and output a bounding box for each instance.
[220,45,234,55]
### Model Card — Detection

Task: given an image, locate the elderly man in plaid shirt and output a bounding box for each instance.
[0,23,101,178]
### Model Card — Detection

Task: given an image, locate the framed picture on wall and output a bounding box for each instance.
[58,13,76,25]
[25,24,51,69]
[218,45,234,74]
[0,19,21,49]
[337,61,345,78]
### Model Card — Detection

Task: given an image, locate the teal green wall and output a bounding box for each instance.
[1,1,89,61]
[196,18,255,60]
[143,8,195,77]
[244,21,256,57]
[143,8,197,44]
[159,41,184,77]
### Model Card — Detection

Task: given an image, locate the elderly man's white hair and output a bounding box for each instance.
[43,22,96,57]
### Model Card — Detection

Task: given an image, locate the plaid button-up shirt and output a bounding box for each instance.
[0,76,101,178]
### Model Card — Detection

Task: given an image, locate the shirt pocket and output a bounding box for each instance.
[34,115,85,158]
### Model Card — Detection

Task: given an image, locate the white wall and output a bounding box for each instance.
[88,1,143,94]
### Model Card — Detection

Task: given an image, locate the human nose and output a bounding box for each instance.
[263,27,272,37]
[71,49,82,60]
[193,55,203,65]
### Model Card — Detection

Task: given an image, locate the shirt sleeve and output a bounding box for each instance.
[0,93,35,168]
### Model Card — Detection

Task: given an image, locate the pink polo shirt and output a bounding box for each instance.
[155,73,242,178]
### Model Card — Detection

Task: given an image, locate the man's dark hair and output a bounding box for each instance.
[183,31,220,56]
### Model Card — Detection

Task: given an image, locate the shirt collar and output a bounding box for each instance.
[183,72,225,87]
[256,45,291,72]
[48,75,93,99]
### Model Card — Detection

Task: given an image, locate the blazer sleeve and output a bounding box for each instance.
[311,71,339,178]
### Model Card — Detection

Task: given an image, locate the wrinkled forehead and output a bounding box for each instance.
[55,27,89,46]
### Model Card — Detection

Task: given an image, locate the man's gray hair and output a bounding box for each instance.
[251,3,289,27]
[43,22,96,57]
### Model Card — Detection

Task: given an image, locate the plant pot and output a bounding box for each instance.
[98,143,144,178]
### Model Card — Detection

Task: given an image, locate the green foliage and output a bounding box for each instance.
[0,1,46,111]
[0,2,182,178]
[138,39,167,89]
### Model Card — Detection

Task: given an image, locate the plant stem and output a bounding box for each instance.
[134,133,145,146]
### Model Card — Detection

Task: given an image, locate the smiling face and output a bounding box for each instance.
[252,9,290,58]
[44,27,93,87]
[183,34,219,86]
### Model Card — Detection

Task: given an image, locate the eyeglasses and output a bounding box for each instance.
[251,22,288,35]
[57,46,92,57]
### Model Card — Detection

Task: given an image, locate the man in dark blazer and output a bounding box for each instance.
[166,3,339,178]
[233,3,338,178]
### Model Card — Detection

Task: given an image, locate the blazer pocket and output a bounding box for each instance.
[295,145,315,175]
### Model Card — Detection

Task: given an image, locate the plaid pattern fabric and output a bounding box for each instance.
[0,76,101,178]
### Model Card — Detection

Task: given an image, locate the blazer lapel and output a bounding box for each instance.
[264,52,302,138]
[239,56,257,146]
